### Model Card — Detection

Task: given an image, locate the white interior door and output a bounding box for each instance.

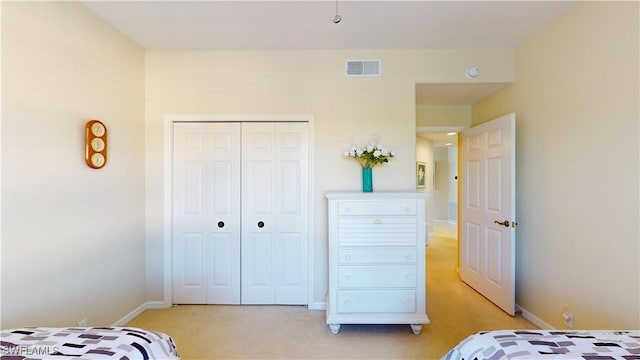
[241,122,309,304]
[173,122,241,304]
[460,113,516,315]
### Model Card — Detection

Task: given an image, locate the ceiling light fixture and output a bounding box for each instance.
[332,0,342,23]
[447,132,457,136]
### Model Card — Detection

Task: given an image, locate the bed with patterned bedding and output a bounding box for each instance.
[441,330,640,360]
[0,327,179,359]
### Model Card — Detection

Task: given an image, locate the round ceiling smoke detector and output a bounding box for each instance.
[466,66,480,79]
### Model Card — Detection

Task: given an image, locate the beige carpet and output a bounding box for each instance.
[126,233,537,359]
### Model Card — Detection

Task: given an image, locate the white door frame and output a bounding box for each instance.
[163,114,315,308]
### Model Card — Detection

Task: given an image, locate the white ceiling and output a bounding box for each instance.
[418,131,460,147]
[83,1,577,51]
[82,1,576,143]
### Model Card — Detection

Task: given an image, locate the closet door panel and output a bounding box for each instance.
[173,232,205,304]
[251,233,274,286]
[173,123,241,304]
[280,232,303,286]
[248,161,272,214]
[241,122,309,304]
[241,123,276,303]
[274,123,309,304]
[173,124,207,304]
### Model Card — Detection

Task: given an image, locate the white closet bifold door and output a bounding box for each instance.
[241,122,309,305]
[173,121,309,305]
[173,122,241,304]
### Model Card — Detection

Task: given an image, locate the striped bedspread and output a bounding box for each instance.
[0,327,179,359]
[441,330,640,360]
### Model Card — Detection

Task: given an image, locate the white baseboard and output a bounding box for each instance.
[516,304,555,330]
[117,302,549,330]
[113,301,168,326]
[308,301,326,311]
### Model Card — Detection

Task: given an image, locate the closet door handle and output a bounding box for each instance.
[217,221,225,228]
[257,221,265,228]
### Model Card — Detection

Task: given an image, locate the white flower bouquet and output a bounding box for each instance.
[344,139,395,168]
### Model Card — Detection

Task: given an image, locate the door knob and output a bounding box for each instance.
[494,220,510,227]
[257,221,265,228]
[217,221,225,228]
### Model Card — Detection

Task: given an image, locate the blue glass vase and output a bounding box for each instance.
[362,167,373,192]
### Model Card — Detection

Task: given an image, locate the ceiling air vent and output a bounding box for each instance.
[345,59,382,77]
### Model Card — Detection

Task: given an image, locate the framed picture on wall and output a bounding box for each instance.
[416,161,426,188]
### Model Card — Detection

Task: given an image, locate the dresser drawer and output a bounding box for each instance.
[338,265,416,288]
[338,200,417,216]
[337,217,417,246]
[336,290,416,313]
[339,248,416,264]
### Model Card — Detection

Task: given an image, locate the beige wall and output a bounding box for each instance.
[473,1,639,329]
[144,49,515,304]
[416,136,434,238]
[1,2,146,327]
[416,104,471,127]
[433,147,450,221]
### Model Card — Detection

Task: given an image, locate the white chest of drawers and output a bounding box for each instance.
[325,192,430,334]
